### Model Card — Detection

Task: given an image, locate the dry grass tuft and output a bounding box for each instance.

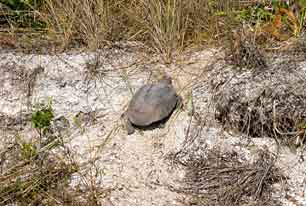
[0,134,112,206]
[0,135,78,205]
[210,54,306,147]
[227,28,267,69]
[169,147,285,206]
[43,0,115,50]
[136,0,188,61]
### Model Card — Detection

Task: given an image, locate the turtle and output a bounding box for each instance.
[123,76,181,135]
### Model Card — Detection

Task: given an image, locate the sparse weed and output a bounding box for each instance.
[31,101,54,142]
[84,53,105,84]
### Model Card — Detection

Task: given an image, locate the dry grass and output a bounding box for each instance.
[0,0,245,55]
[0,104,110,206]
[1,0,306,56]
[136,0,188,61]
[0,134,111,206]
[0,134,78,205]
[168,147,285,206]
[210,35,306,148]
[43,0,115,50]
[227,28,267,69]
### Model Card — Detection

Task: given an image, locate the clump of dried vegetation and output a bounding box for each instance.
[227,28,267,69]
[169,147,285,206]
[211,29,306,148]
[0,135,77,205]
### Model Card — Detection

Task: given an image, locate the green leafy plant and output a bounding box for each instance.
[31,106,53,129]
[271,0,289,10]
[31,102,54,139]
[237,5,274,24]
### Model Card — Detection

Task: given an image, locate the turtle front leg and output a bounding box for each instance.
[126,119,135,135]
[122,114,135,135]
[176,95,183,109]
[157,122,166,129]
[121,112,135,135]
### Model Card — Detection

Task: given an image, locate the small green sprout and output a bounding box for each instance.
[21,142,38,160]
[31,106,54,130]
[31,101,54,142]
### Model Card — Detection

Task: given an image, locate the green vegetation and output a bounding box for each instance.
[31,104,54,130]
[31,102,54,144]
[237,4,274,23]
[0,135,77,205]
[1,0,42,10]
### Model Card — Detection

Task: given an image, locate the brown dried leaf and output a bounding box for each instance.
[279,8,299,35]
[272,14,282,29]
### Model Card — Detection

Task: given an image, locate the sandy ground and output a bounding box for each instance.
[1,45,306,205]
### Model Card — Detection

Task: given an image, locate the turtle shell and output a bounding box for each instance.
[126,81,178,126]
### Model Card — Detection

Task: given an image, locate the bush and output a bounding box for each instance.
[0,0,46,29]
[1,0,43,10]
